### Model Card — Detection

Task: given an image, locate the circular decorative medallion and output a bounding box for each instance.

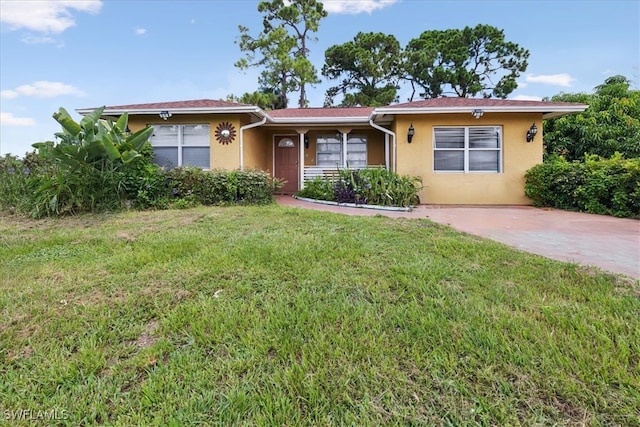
[215,122,236,145]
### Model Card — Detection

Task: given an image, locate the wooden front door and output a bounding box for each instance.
[275,136,299,194]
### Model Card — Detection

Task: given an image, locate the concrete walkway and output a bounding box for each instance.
[276,196,640,280]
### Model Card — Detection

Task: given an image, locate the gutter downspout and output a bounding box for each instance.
[239,113,267,171]
[368,113,396,173]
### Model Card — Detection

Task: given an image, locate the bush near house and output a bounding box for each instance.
[0,107,280,217]
[166,167,277,206]
[0,154,279,216]
[296,167,422,208]
[524,153,640,218]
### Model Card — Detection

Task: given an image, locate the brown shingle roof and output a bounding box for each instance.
[388,98,580,109]
[268,107,374,118]
[104,99,251,110]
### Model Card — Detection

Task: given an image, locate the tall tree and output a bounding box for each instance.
[543,75,640,161]
[322,32,402,107]
[226,87,287,110]
[404,24,529,99]
[235,0,327,108]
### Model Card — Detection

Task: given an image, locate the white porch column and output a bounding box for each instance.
[338,128,351,168]
[384,133,389,170]
[296,128,308,190]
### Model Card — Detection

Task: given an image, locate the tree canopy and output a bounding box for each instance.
[404,24,529,100]
[322,32,402,107]
[235,0,327,108]
[227,87,287,110]
[543,75,640,161]
[235,13,530,108]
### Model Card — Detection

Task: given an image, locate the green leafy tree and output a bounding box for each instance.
[404,24,529,99]
[236,0,327,108]
[543,75,640,160]
[227,87,287,110]
[322,32,402,107]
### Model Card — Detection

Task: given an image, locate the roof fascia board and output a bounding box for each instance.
[267,116,371,124]
[76,106,266,117]
[372,105,588,115]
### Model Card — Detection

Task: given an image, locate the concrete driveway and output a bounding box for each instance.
[276,196,640,279]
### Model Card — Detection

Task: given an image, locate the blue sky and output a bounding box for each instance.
[1,0,638,156]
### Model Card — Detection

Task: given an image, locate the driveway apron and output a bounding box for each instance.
[276,196,640,280]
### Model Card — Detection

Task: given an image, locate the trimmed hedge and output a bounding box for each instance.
[524,154,640,218]
[166,167,276,206]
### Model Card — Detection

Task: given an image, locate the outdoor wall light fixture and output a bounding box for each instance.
[304,135,309,149]
[159,111,172,120]
[472,109,484,119]
[407,124,415,143]
[526,123,538,142]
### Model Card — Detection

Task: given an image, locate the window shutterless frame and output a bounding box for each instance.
[150,124,210,169]
[433,126,502,173]
[316,134,368,168]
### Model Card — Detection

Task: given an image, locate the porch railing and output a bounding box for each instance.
[303,165,386,182]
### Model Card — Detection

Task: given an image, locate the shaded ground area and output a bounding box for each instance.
[276,196,640,279]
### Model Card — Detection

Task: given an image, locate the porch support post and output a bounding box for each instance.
[337,128,351,168]
[384,133,389,170]
[296,128,308,190]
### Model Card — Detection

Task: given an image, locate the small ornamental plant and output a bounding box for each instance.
[296,167,422,208]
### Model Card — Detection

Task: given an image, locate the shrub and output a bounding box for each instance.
[0,108,280,217]
[165,167,277,206]
[0,154,31,213]
[357,167,422,207]
[296,167,422,208]
[233,169,277,205]
[121,148,169,209]
[525,153,640,218]
[296,177,335,201]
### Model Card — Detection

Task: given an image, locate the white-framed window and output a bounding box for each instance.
[150,124,210,169]
[316,134,368,168]
[346,135,367,168]
[433,126,502,173]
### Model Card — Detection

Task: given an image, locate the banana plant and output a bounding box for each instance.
[33,106,153,169]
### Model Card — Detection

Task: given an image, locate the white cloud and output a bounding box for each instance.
[0,0,102,34]
[134,27,146,36]
[321,0,399,14]
[1,81,85,99]
[0,112,36,127]
[21,35,55,44]
[525,73,575,87]
[511,94,543,101]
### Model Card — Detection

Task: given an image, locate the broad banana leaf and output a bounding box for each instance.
[100,134,122,162]
[126,126,154,151]
[53,108,82,137]
[114,113,129,134]
[121,150,141,164]
[80,106,105,133]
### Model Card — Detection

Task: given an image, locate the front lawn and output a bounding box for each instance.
[1,206,638,425]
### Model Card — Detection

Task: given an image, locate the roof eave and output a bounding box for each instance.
[76,106,266,117]
[372,105,589,118]
[267,116,372,125]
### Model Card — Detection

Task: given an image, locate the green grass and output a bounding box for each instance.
[1,205,638,426]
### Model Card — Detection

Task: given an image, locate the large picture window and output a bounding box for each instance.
[433,126,501,173]
[316,134,367,168]
[150,124,210,169]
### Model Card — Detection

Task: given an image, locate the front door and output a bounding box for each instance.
[275,136,299,194]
